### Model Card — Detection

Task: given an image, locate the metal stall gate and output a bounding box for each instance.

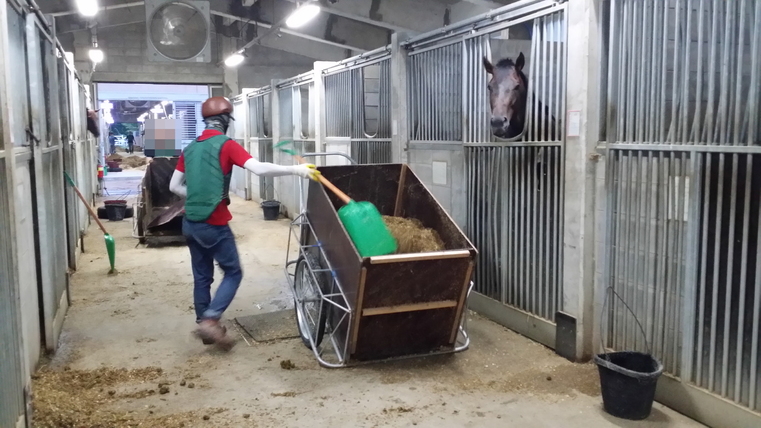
[600,0,761,424]
[229,96,248,199]
[61,63,94,270]
[0,1,27,425]
[25,8,69,353]
[6,0,42,382]
[247,87,274,201]
[404,0,567,347]
[323,48,393,165]
[276,72,316,217]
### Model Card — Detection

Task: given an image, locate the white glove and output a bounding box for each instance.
[291,164,321,181]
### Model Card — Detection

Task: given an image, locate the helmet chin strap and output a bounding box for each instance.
[204,114,231,134]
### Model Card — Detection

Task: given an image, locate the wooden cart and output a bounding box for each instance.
[285,163,477,367]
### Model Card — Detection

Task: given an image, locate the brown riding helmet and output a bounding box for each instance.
[201,96,234,119]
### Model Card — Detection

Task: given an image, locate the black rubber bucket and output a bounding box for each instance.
[261,200,281,221]
[595,351,663,420]
[105,202,127,221]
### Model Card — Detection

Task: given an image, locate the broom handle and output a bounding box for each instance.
[70,180,109,235]
[294,155,352,205]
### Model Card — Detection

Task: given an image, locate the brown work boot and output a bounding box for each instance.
[195,320,235,351]
[195,319,224,342]
[214,330,236,352]
[201,325,226,345]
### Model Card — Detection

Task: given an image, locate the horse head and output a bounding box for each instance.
[483,52,528,139]
[86,109,100,138]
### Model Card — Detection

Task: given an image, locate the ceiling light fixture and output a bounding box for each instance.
[76,0,99,18]
[89,48,104,63]
[224,53,245,67]
[285,3,321,29]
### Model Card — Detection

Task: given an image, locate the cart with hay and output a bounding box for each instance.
[285,162,477,367]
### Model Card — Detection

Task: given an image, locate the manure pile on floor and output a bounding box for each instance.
[382,216,445,254]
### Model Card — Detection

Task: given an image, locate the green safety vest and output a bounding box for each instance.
[183,134,232,222]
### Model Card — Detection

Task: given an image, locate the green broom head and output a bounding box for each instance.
[274,140,299,156]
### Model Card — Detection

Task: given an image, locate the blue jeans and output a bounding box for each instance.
[182,218,243,321]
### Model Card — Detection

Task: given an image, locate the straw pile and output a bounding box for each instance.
[122,155,149,169]
[382,216,445,254]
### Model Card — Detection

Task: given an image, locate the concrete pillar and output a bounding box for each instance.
[390,32,409,164]
[560,0,603,362]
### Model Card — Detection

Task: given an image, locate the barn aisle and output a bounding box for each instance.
[30,196,703,427]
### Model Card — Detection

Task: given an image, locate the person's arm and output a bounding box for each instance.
[169,155,187,197]
[169,170,187,197]
[224,140,319,179]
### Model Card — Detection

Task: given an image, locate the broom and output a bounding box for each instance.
[274,141,397,258]
[64,171,117,272]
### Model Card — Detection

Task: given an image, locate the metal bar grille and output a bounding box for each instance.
[602,0,761,413]
[324,58,392,164]
[460,11,566,322]
[604,150,690,370]
[248,91,273,199]
[692,152,761,409]
[605,0,761,146]
[466,145,563,320]
[408,43,463,142]
[255,137,274,199]
[0,160,25,428]
[279,86,293,140]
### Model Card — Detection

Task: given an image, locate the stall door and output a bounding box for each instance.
[26,14,68,352]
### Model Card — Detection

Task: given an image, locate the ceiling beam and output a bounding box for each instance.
[460,0,512,7]
[320,5,414,33]
[51,1,144,17]
[210,10,364,53]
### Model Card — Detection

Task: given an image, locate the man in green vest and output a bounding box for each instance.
[169,96,319,350]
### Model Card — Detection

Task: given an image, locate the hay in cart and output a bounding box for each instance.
[382,215,445,254]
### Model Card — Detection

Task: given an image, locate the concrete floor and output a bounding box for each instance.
[40,191,706,427]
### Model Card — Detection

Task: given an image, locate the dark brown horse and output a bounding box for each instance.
[483,52,558,141]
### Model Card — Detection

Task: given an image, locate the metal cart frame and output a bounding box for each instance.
[283,154,474,368]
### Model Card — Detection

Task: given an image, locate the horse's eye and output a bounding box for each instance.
[487,85,493,92]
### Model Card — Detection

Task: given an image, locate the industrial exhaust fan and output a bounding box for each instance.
[146,0,211,63]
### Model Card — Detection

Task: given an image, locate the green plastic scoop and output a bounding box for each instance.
[64,171,116,272]
[274,141,397,258]
[321,178,398,258]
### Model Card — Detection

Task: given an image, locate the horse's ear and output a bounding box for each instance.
[515,52,525,72]
[482,56,494,74]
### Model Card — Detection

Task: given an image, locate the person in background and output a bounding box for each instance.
[108,132,116,155]
[126,132,135,154]
[168,96,320,350]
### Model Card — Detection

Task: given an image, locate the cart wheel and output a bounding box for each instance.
[293,253,329,349]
